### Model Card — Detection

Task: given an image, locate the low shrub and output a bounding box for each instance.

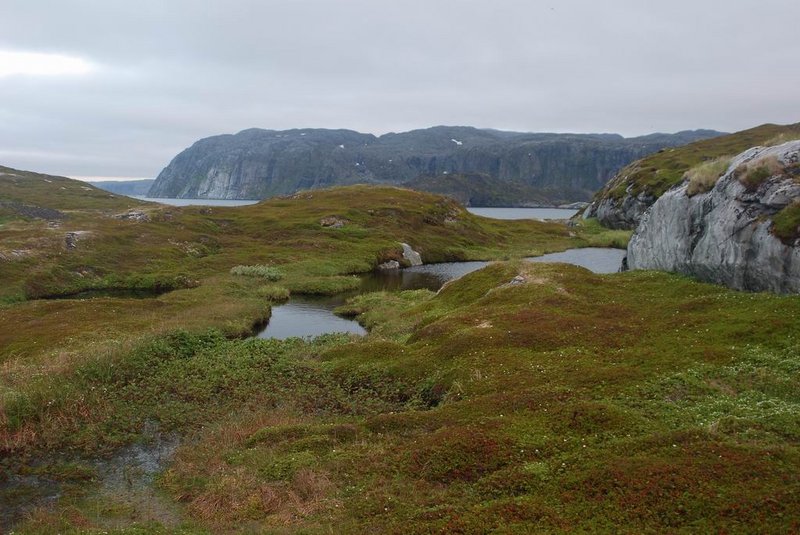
[230,264,283,281]
[408,426,516,482]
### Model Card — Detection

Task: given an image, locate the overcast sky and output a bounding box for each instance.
[1,0,798,179]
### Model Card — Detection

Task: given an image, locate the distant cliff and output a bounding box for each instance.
[148,126,723,203]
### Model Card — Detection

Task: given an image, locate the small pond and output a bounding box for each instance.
[257,248,626,339]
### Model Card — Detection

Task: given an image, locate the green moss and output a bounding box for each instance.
[739,165,773,191]
[772,201,800,244]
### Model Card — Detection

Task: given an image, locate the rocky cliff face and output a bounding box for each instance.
[627,141,800,294]
[148,126,722,202]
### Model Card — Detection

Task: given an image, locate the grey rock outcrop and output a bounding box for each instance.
[627,141,800,294]
[582,190,655,229]
[148,127,722,203]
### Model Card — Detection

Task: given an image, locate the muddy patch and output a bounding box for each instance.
[1,424,183,532]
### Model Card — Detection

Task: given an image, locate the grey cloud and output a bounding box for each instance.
[0,0,798,177]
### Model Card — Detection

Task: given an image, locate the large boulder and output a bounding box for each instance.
[627,141,800,293]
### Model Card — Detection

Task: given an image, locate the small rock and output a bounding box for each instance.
[64,230,91,250]
[114,210,151,222]
[320,216,348,228]
[377,260,401,270]
[65,232,81,249]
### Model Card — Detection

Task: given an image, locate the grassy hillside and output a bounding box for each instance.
[0,166,623,416]
[5,166,798,533]
[595,122,800,202]
[0,165,142,212]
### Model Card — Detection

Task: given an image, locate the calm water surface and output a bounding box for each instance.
[133,196,258,207]
[467,207,578,220]
[527,247,627,274]
[257,248,625,340]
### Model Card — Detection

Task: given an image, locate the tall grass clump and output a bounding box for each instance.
[764,133,800,147]
[230,264,283,281]
[685,156,731,196]
[737,155,785,191]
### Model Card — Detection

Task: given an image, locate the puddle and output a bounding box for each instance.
[1,423,183,531]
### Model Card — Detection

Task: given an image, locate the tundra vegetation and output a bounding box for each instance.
[1,167,799,533]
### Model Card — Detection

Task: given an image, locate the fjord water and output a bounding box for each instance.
[466,207,578,219]
[133,196,259,206]
[257,248,626,339]
[132,198,578,220]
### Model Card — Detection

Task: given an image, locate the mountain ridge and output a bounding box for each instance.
[148,126,724,203]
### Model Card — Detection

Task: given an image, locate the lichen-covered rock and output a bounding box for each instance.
[582,190,655,230]
[627,141,800,294]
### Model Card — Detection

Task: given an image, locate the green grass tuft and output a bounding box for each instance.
[685,156,731,196]
[229,264,283,280]
[772,200,800,244]
[256,284,290,301]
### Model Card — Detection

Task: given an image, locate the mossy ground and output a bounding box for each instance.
[3,169,798,533]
